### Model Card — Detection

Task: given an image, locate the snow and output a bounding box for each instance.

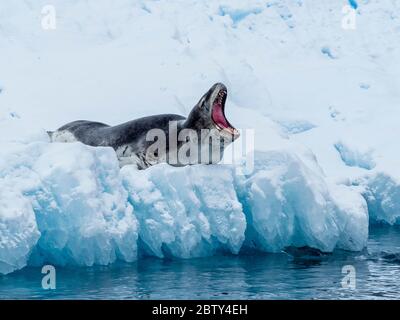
[1,0,399,274]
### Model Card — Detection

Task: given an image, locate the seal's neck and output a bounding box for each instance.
[182,105,209,132]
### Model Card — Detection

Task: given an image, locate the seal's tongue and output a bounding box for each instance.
[212,103,230,129]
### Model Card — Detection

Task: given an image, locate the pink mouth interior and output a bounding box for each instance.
[211,90,237,134]
[212,103,230,129]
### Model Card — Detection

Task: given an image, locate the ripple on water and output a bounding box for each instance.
[1,226,400,299]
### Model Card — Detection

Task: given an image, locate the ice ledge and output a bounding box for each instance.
[0,138,370,274]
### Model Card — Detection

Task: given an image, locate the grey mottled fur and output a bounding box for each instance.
[50,83,239,169]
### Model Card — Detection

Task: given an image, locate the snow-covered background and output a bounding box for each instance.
[0,0,399,275]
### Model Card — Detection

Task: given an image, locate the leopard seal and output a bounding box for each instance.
[49,83,239,169]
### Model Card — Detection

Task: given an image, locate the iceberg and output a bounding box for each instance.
[236,151,368,253]
[362,173,400,226]
[0,126,139,273]
[0,187,40,275]
[28,143,139,267]
[122,164,246,258]
[0,131,370,274]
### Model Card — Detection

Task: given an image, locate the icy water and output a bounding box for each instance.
[1,226,400,300]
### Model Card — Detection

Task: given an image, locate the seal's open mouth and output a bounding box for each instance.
[211,89,239,136]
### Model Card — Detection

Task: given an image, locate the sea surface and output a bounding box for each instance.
[1,225,400,300]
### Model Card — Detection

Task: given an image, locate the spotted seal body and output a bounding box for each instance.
[50,83,239,169]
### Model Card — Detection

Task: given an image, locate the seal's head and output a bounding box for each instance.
[185,83,240,140]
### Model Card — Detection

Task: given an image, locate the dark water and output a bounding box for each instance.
[1,226,400,300]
